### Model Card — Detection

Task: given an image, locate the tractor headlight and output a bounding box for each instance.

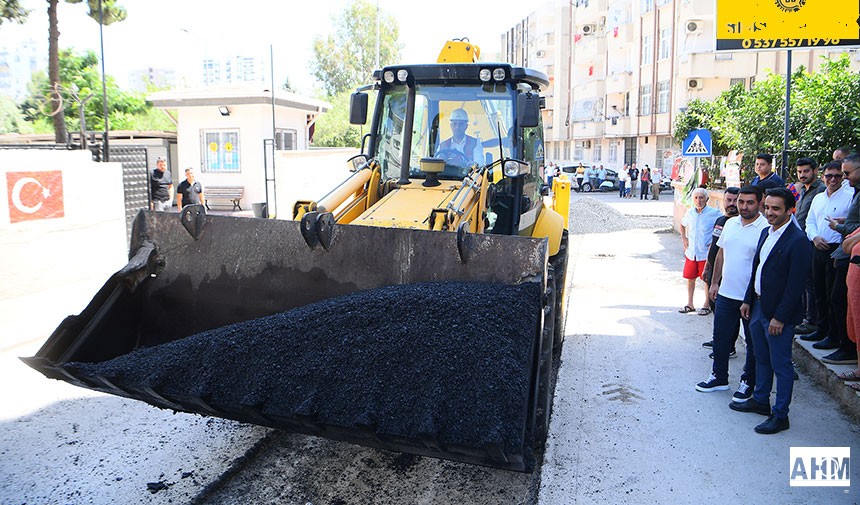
[492,68,506,81]
[396,69,409,82]
[503,160,529,178]
[383,71,395,83]
[479,69,492,82]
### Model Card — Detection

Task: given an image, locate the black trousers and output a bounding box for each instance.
[812,244,838,337]
[831,257,851,351]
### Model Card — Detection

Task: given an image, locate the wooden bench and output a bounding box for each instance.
[204,186,244,211]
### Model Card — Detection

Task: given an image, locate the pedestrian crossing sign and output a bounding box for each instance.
[682,129,712,157]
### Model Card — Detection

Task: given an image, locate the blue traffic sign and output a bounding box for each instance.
[682,129,712,157]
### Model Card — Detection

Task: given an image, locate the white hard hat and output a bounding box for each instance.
[450,108,468,122]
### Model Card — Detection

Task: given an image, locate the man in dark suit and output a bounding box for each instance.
[730,187,812,434]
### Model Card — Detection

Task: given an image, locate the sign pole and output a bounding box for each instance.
[781,49,792,180]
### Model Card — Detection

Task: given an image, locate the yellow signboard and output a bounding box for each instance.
[716,0,860,51]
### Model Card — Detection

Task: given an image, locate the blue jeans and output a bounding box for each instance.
[750,300,795,418]
[619,180,626,197]
[712,295,755,385]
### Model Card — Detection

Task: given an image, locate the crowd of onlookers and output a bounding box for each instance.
[679,148,860,435]
[541,161,665,200]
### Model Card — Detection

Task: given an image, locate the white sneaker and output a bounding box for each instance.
[695,373,730,392]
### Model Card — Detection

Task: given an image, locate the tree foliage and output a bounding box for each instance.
[309,0,401,147]
[0,0,28,25]
[311,0,401,97]
[47,0,127,142]
[312,90,377,148]
[20,49,172,134]
[674,54,860,169]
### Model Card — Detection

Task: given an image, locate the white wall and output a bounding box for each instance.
[272,148,359,219]
[0,150,127,347]
[175,103,313,208]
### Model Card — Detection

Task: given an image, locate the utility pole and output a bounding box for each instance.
[98,0,109,161]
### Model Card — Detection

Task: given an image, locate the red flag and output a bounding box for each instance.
[6,171,65,224]
[613,27,619,37]
[574,34,582,43]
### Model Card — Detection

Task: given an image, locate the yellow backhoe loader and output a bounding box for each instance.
[22,40,571,472]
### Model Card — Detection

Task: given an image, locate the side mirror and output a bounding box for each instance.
[349,92,368,125]
[347,153,369,172]
[517,92,540,128]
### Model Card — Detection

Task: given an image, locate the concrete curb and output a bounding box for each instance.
[792,338,860,423]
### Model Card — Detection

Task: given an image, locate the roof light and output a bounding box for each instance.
[397,69,409,81]
[493,68,506,81]
[383,71,395,83]
[479,69,492,82]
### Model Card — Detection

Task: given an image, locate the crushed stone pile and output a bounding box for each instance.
[568,197,671,235]
[68,281,541,464]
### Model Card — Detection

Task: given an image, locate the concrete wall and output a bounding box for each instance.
[0,149,127,347]
[272,148,359,219]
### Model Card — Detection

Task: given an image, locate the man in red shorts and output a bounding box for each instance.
[680,187,722,315]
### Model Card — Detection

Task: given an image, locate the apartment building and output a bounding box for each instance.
[502,0,860,176]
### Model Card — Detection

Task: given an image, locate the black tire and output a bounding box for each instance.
[549,230,569,349]
[533,266,556,449]
[581,182,592,192]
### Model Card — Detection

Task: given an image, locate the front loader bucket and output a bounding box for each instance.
[22,209,551,472]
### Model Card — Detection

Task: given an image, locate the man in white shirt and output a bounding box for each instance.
[679,188,722,314]
[804,161,854,352]
[696,186,769,397]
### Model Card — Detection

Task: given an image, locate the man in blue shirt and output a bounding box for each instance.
[679,187,723,314]
[750,153,785,190]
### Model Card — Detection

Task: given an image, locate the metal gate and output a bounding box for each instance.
[108,145,149,243]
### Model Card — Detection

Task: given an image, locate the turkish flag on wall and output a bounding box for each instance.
[6,171,65,224]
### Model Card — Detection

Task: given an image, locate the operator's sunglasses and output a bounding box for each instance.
[824,173,843,179]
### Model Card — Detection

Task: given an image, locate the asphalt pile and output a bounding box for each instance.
[568,197,669,235]
[68,281,541,463]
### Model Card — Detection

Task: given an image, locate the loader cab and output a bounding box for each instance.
[350,63,548,236]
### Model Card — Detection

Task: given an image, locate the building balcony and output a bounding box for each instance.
[604,116,635,137]
[572,75,605,97]
[571,120,605,139]
[605,71,633,94]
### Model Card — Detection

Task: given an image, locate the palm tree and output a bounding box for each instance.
[47,0,126,142]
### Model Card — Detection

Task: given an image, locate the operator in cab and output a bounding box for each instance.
[436,108,483,168]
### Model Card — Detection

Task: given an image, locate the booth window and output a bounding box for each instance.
[201,129,241,173]
[275,129,297,150]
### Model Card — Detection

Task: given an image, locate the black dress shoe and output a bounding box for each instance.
[813,336,840,350]
[754,415,790,434]
[729,397,771,416]
[798,331,824,342]
[821,349,859,365]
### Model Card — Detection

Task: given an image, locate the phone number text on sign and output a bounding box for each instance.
[742,38,842,49]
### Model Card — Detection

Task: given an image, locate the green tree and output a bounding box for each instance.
[47,0,127,143]
[312,90,374,147]
[674,54,860,180]
[0,0,28,24]
[311,0,401,96]
[21,49,172,134]
[0,95,34,133]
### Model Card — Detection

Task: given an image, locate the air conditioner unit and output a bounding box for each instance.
[686,20,703,35]
[581,24,598,36]
[536,50,546,58]
[687,78,704,90]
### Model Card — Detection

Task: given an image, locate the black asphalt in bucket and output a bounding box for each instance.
[68,281,541,466]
